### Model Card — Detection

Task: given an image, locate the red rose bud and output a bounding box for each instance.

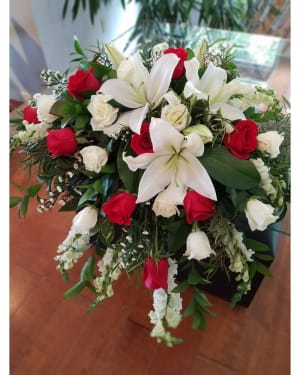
[183,191,216,224]
[67,67,101,101]
[102,192,137,226]
[46,128,77,157]
[163,47,189,80]
[23,106,40,124]
[143,257,168,290]
[130,122,153,155]
[223,119,258,159]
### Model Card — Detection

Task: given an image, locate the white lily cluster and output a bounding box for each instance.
[149,258,183,344]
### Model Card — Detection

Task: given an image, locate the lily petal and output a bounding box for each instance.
[213,103,246,120]
[123,152,155,172]
[183,81,208,100]
[183,133,204,157]
[146,54,179,107]
[150,118,183,153]
[128,104,149,134]
[100,79,145,108]
[199,62,227,99]
[178,152,217,201]
[184,57,200,84]
[136,155,171,203]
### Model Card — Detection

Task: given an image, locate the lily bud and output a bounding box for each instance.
[183,124,213,144]
[104,44,125,68]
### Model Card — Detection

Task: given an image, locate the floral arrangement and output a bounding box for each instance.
[10,36,290,346]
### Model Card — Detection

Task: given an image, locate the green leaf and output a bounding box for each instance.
[188,266,202,285]
[244,238,270,252]
[192,311,206,330]
[254,254,274,261]
[171,280,189,293]
[80,255,95,281]
[194,288,212,307]
[64,280,86,299]
[10,196,22,207]
[78,187,97,206]
[75,114,89,130]
[183,299,196,318]
[50,100,75,117]
[59,197,80,212]
[166,220,190,252]
[89,61,114,80]
[100,164,116,174]
[27,184,41,197]
[93,179,103,194]
[99,217,114,244]
[200,146,260,189]
[73,35,86,57]
[21,195,30,217]
[117,143,140,193]
[255,261,272,277]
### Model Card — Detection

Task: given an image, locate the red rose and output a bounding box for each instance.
[143,257,168,290]
[163,47,188,80]
[23,106,40,124]
[46,128,77,157]
[102,192,137,226]
[130,122,153,155]
[183,191,216,224]
[67,67,101,101]
[223,119,258,159]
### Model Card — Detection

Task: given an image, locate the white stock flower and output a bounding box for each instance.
[36,94,59,123]
[245,199,278,231]
[183,59,257,120]
[79,145,108,173]
[123,118,217,203]
[184,230,216,261]
[87,94,119,136]
[250,158,276,198]
[71,206,98,234]
[100,52,179,134]
[257,131,284,158]
[153,288,168,320]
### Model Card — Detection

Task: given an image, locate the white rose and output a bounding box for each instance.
[87,94,119,131]
[152,191,179,218]
[257,131,284,158]
[36,94,59,123]
[184,231,216,261]
[245,199,278,231]
[161,104,191,131]
[79,145,108,173]
[71,206,98,234]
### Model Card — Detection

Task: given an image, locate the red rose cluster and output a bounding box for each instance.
[163,47,188,80]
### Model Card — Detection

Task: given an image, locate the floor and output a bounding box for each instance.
[9,131,290,374]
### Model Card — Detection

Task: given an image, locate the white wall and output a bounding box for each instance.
[10,0,140,101]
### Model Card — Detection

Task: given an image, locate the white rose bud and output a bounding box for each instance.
[183,124,213,143]
[79,145,108,173]
[152,189,179,218]
[36,94,59,123]
[72,206,98,234]
[184,231,216,261]
[245,199,278,231]
[257,131,284,158]
[161,104,191,131]
[87,94,119,131]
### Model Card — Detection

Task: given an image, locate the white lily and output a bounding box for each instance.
[100,52,179,134]
[123,118,217,204]
[183,59,257,121]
